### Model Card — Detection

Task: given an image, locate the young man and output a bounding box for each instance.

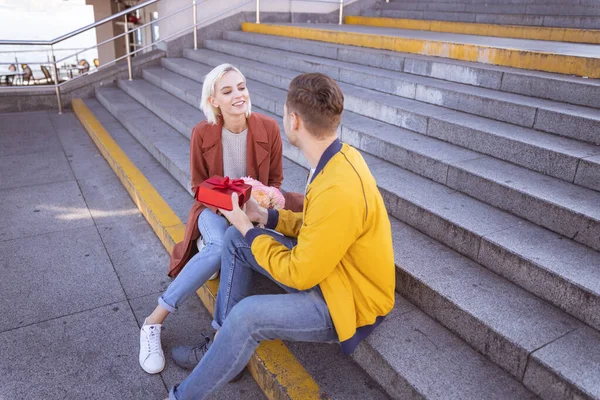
[168,73,396,400]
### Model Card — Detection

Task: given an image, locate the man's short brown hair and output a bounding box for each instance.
[286,73,344,138]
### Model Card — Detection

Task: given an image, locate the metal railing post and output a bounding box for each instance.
[193,0,198,50]
[123,15,133,81]
[339,0,344,25]
[51,46,63,114]
[256,0,260,23]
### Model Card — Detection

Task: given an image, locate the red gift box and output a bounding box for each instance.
[196,176,252,211]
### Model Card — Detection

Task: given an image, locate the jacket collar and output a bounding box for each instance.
[310,138,342,184]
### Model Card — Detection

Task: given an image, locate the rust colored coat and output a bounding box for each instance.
[168,113,304,278]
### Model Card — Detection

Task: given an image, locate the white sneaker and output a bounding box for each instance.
[139,319,165,374]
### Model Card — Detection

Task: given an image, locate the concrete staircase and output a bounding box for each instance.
[80,11,600,400]
[370,0,600,29]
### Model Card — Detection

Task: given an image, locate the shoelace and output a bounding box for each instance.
[146,326,162,355]
[190,334,211,361]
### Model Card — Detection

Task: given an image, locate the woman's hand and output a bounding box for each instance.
[219,193,254,236]
[245,195,268,225]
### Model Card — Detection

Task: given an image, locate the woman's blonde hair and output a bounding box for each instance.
[200,63,252,125]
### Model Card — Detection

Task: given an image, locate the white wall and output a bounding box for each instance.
[158,0,358,44]
[0,0,98,68]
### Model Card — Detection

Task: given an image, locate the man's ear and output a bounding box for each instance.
[290,112,300,131]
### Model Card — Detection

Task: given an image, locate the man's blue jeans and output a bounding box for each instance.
[159,208,229,312]
[169,226,338,400]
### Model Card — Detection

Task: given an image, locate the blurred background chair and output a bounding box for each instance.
[79,59,90,73]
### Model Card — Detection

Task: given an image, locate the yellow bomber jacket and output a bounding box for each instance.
[246,140,395,354]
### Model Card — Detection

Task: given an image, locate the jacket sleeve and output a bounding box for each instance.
[267,120,284,189]
[273,209,304,237]
[190,125,209,198]
[250,184,363,290]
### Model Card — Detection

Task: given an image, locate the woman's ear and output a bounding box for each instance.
[209,96,219,109]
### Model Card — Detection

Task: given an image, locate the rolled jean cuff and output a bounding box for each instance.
[158,295,177,313]
[211,319,222,331]
[169,385,179,400]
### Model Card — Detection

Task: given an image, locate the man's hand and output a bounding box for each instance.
[245,195,268,225]
[219,193,255,236]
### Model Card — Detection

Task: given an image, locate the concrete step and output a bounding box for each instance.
[202,40,600,147]
[223,31,600,111]
[92,85,396,400]
[96,75,599,400]
[90,83,539,400]
[371,8,600,29]
[382,1,600,16]
[389,215,600,400]
[94,86,193,194]
[241,23,600,78]
[133,64,600,343]
[345,16,600,45]
[167,54,600,251]
[385,0,589,4]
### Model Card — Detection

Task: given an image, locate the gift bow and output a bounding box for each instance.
[206,176,246,195]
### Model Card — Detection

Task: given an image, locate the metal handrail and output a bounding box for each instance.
[0,0,348,113]
[55,1,197,65]
[0,0,159,46]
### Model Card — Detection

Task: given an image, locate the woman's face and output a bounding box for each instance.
[209,70,249,120]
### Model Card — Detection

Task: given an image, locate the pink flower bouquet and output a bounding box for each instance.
[241,177,286,210]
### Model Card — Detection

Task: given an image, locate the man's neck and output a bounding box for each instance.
[223,114,248,134]
[300,135,338,169]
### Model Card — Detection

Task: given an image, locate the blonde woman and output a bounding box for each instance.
[138,63,299,374]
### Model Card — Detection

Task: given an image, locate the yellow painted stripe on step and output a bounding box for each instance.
[72,99,326,400]
[242,22,600,78]
[346,15,600,45]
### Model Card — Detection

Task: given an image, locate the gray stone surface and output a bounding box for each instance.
[0,111,64,157]
[524,327,600,400]
[368,160,523,261]
[575,154,600,192]
[0,226,126,332]
[95,86,192,193]
[427,112,596,184]
[49,112,117,182]
[500,69,600,111]
[83,98,193,222]
[202,39,600,139]
[0,180,94,242]
[480,221,600,331]
[223,31,600,108]
[377,8,600,29]
[354,296,536,399]
[121,76,201,140]
[542,15,600,29]
[535,105,600,145]
[447,156,600,251]
[280,23,600,59]
[0,150,73,190]
[76,169,149,227]
[341,111,481,184]
[389,218,583,379]
[0,302,167,400]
